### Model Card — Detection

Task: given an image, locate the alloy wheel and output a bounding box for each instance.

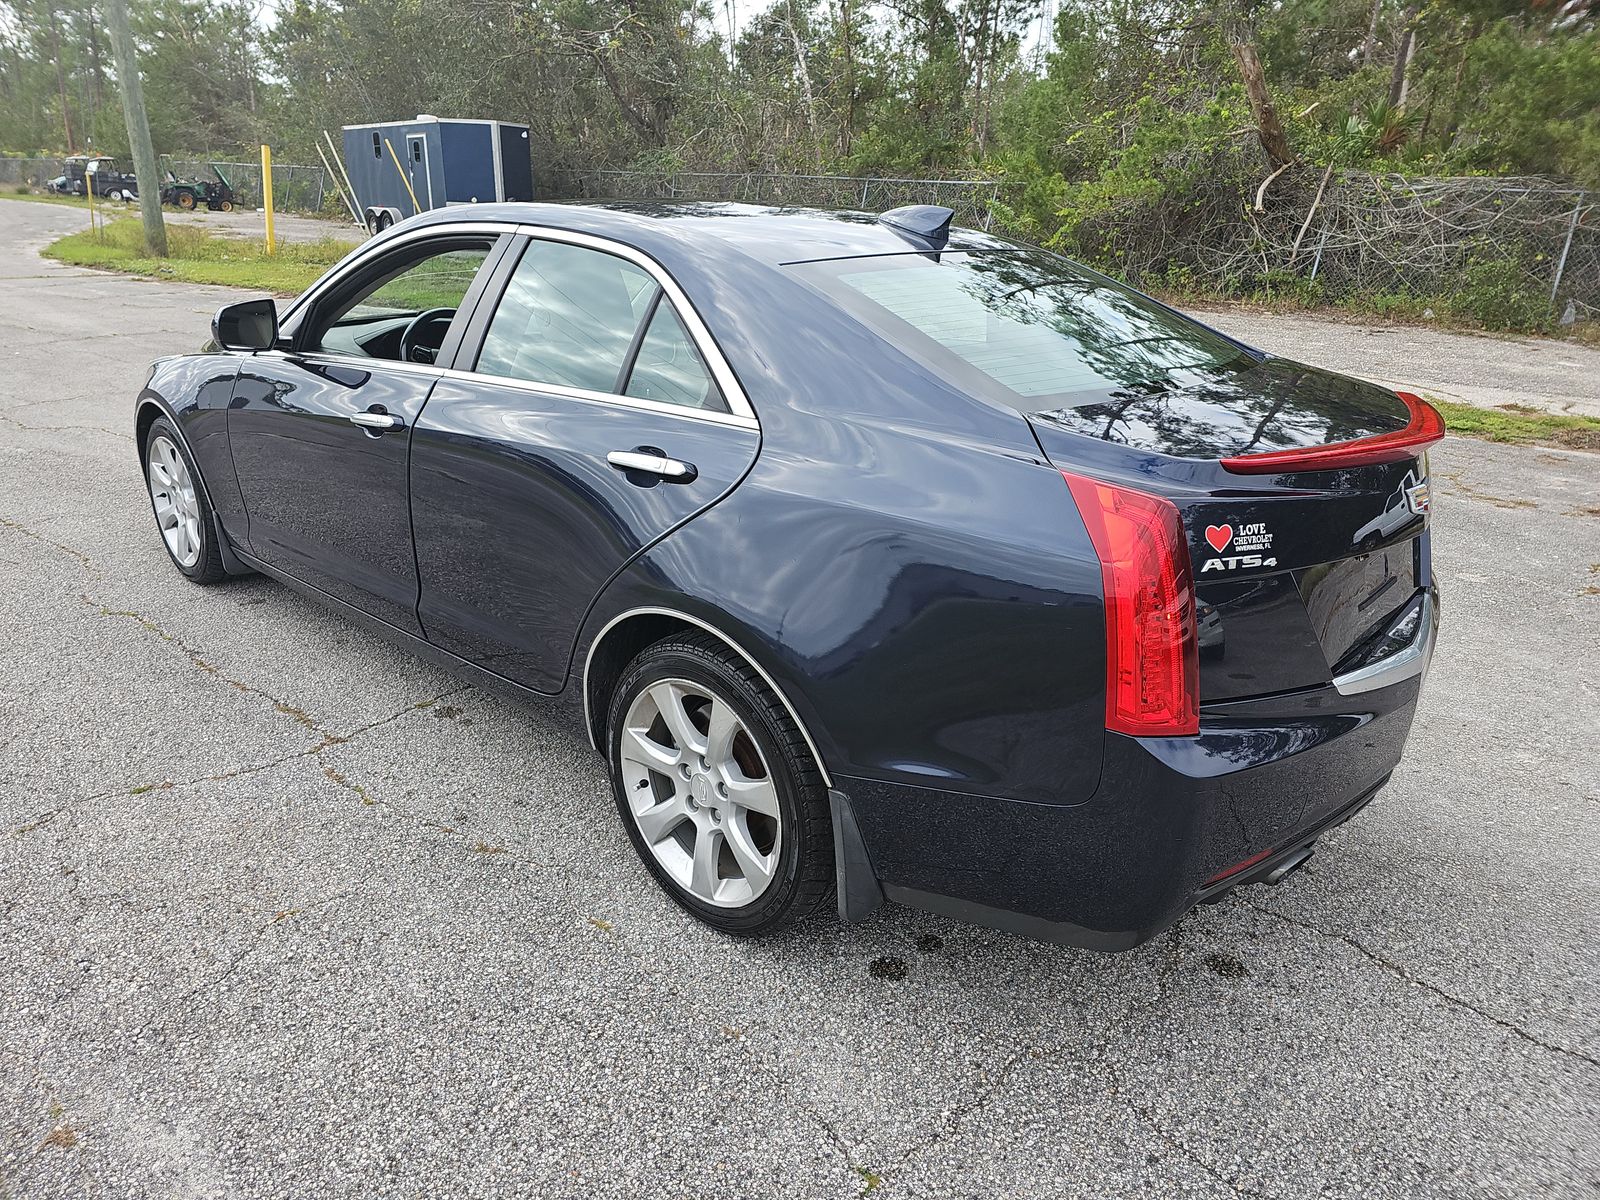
[147,434,202,568]
[617,678,783,908]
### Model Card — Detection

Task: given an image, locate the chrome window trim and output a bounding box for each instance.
[431,365,757,430]
[583,606,832,788]
[278,218,759,428]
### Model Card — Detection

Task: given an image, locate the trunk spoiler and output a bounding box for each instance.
[1220,392,1444,474]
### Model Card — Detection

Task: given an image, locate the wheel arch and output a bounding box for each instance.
[134,396,205,493]
[135,393,251,576]
[134,395,168,460]
[582,606,834,790]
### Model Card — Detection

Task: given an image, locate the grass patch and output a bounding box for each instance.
[1433,400,1600,452]
[42,216,355,295]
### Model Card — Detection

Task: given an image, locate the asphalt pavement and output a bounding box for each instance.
[2,199,1597,1199]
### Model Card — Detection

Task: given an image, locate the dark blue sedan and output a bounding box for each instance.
[135,202,1441,949]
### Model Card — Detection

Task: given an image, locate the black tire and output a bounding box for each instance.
[375,211,393,232]
[606,631,834,936]
[143,418,228,585]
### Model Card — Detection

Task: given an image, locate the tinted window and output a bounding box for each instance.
[798,250,1250,407]
[624,301,725,411]
[476,240,655,393]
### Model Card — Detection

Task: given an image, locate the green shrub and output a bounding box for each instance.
[1446,256,1551,332]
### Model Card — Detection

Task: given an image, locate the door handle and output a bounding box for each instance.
[607,450,697,482]
[350,409,405,432]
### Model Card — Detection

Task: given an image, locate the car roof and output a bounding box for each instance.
[400,200,1019,266]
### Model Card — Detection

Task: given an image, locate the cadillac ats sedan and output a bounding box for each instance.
[134,202,1441,950]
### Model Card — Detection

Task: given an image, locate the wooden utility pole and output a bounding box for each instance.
[104,0,167,256]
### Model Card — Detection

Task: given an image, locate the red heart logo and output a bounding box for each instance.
[1204,524,1233,553]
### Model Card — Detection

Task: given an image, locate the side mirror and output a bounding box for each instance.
[212,298,278,352]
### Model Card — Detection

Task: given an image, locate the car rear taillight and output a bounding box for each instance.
[1063,472,1199,738]
[1219,390,1445,474]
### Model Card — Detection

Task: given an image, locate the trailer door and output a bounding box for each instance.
[406,132,432,210]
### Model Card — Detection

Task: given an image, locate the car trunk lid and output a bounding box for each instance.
[1029,363,1440,702]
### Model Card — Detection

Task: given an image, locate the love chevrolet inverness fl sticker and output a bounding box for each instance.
[1199,521,1277,573]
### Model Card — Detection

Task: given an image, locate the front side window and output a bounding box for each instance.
[309,242,491,363]
[475,240,655,393]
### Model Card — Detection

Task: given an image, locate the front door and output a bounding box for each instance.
[409,233,760,692]
[228,233,505,633]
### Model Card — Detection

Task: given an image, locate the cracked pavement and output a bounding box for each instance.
[2,199,1598,1199]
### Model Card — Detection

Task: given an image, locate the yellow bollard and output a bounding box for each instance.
[86,171,99,238]
[260,144,276,256]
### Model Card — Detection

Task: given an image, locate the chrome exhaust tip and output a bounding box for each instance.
[1265,845,1315,885]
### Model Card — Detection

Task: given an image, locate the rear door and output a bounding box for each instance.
[228,231,508,633]
[409,230,759,693]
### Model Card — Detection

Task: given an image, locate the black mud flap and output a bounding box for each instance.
[214,515,253,577]
[829,789,885,923]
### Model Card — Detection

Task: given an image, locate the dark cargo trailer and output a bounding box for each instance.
[341,116,533,232]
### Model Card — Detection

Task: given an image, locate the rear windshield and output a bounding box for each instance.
[793,250,1254,408]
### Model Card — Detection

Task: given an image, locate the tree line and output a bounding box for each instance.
[2,0,1594,302]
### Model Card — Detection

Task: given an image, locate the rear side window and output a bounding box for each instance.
[796,250,1251,407]
[474,238,728,413]
[476,240,655,393]
[624,300,723,411]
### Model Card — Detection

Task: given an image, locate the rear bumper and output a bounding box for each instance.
[841,589,1435,950]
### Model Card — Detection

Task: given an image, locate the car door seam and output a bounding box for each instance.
[561,423,765,694]
[405,380,437,640]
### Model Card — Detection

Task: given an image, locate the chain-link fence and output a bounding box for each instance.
[6,153,1592,319]
[164,159,326,213]
[1191,173,1592,318]
[0,157,70,190]
[543,168,1005,230]
[0,155,328,214]
[1050,168,1596,322]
